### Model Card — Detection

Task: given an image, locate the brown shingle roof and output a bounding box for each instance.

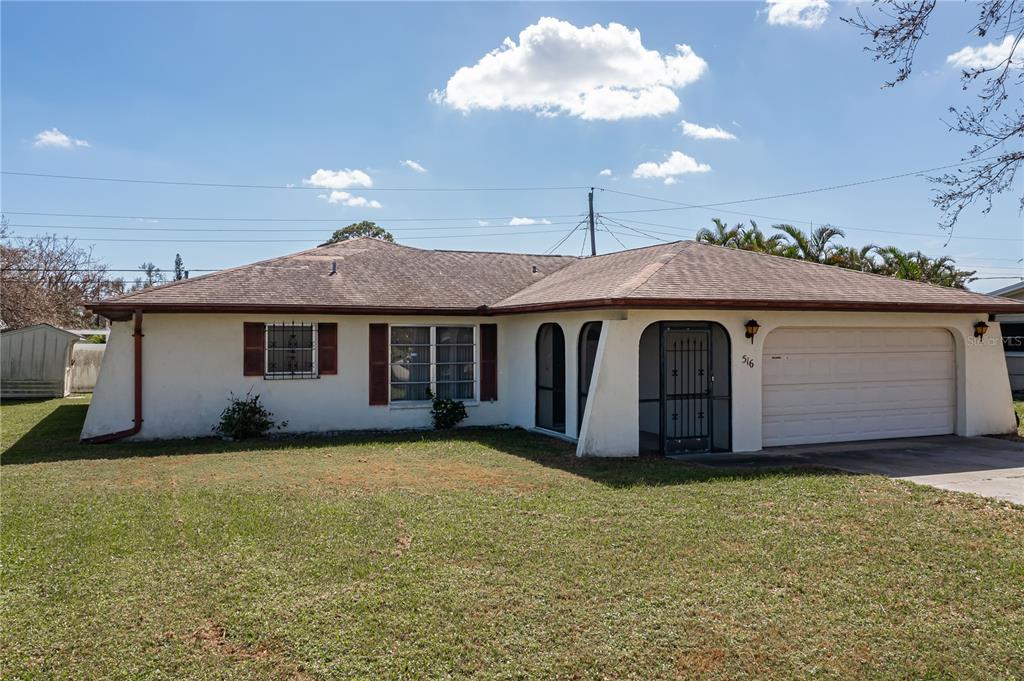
[90,237,1024,317]
[94,238,577,313]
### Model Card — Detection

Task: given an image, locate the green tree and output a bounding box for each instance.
[695,218,741,247]
[827,244,881,273]
[774,224,846,263]
[325,221,395,245]
[134,262,163,290]
[735,221,787,255]
[702,215,975,289]
[875,247,976,290]
[173,253,185,281]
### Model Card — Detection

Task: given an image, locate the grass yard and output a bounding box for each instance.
[2,398,1022,679]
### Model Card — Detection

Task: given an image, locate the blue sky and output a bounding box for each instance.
[2,1,1021,290]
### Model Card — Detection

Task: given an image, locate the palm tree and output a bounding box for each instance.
[695,218,741,247]
[828,244,881,272]
[735,221,787,255]
[876,247,976,289]
[774,224,846,263]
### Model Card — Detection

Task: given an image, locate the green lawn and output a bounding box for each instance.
[2,398,1022,679]
[1016,400,1024,436]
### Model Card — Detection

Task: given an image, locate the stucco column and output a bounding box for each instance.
[577,319,640,457]
[959,321,1016,435]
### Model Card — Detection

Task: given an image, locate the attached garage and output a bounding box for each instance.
[762,327,956,447]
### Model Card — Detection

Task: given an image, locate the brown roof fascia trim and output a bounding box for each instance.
[487,296,1024,315]
[87,303,491,319]
[89,296,1024,319]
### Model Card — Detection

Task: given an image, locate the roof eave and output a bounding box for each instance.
[86,302,493,321]
[88,295,1024,320]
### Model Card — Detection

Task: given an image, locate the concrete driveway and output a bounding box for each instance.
[689,436,1024,505]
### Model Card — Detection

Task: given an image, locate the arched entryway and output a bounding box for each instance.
[639,321,732,454]
[536,323,566,433]
[577,322,603,430]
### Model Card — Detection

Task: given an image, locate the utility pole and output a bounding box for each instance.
[588,187,597,257]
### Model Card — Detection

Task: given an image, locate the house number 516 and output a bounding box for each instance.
[742,354,755,368]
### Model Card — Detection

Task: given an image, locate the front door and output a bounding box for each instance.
[662,326,712,454]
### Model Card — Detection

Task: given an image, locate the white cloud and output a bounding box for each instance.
[318,191,382,208]
[947,35,1022,70]
[679,120,737,140]
[599,168,613,176]
[508,217,552,226]
[33,128,90,148]
[632,150,711,184]
[478,220,491,226]
[303,168,373,189]
[764,0,830,29]
[432,17,708,121]
[400,159,428,173]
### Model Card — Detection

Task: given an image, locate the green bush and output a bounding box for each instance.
[213,390,286,439]
[84,334,107,344]
[426,389,468,430]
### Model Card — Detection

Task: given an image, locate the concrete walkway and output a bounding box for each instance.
[688,436,1024,505]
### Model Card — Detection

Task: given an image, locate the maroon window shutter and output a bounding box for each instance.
[368,323,389,405]
[480,323,498,401]
[243,323,265,376]
[318,323,338,375]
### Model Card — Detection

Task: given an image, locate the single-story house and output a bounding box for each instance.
[83,238,1021,455]
[1,323,82,399]
[989,280,1024,395]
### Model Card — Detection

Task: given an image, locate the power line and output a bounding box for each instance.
[597,216,1022,268]
[7,228,572,244]
[597,154,1008,213]
[4,268,220,273]
[544,218,587,255]
[4,219,584,233]
[598,215,671,243]
[1,171,587,193]
[1,210,588,224]
[4,154,1001,198]
[601,221,629,250]
[608,215,1021,243]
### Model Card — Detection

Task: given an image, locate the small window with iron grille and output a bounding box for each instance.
[265,322,318,379]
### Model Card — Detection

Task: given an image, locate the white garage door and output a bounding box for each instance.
[762,328,955,447]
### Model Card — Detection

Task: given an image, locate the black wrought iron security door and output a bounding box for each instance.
[662,327,712,454]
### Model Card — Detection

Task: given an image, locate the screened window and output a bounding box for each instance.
[578,322,602,430]
[266,323,317,378]
[390,326,475,401]
[536,323,566,433]
[1002,323,1024,353]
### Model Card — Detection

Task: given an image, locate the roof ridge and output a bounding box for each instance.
[101,237,414,304]
[103,240,341,303]
[615,241,690,297]
[431,247,580,259]
[687,241,991,298]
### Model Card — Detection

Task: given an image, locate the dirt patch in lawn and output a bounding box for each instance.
[187,623,310,679]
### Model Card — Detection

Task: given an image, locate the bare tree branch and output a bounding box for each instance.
[843,0,1023,232]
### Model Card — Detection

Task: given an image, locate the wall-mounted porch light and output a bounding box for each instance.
[744,319,761,344]
[974,321,989,339]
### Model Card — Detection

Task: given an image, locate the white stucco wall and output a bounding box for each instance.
[573,309,1015,455]
[83,309,1016,451]
[82,314,509,440]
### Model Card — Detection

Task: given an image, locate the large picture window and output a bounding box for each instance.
[265,323,317,379]
[390,326,475,401]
